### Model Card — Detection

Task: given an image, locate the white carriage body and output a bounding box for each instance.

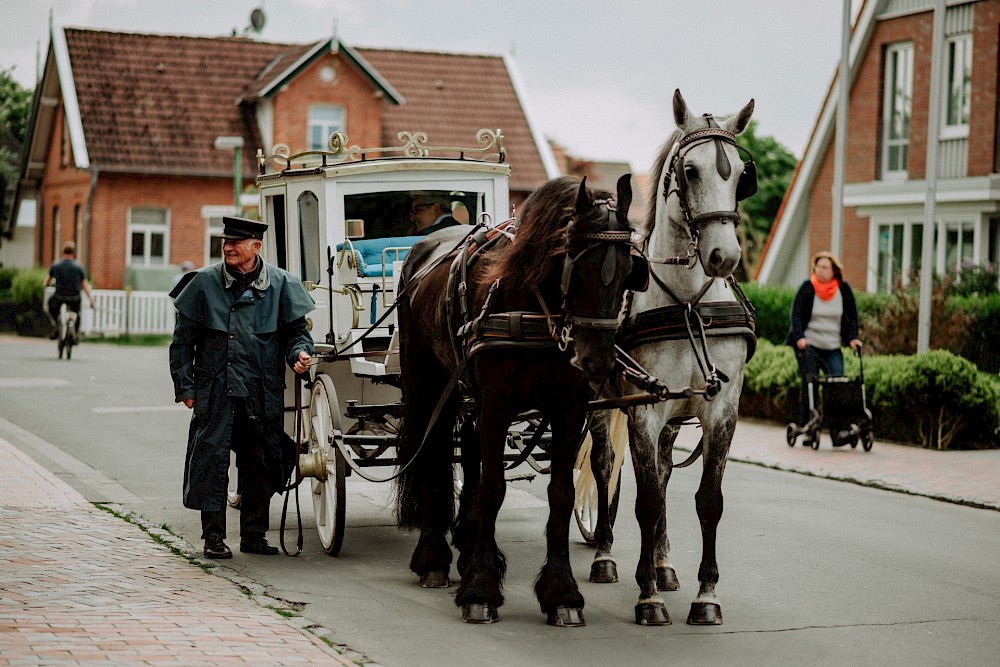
[255,133,510,436]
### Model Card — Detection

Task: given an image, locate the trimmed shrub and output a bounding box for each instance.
[740,282,794,345]
[2,268,49,336]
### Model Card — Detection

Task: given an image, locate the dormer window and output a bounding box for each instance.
[309,104,345,151]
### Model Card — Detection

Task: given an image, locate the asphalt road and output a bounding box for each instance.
[2,335,999,667]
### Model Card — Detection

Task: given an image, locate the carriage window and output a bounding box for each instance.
[881,42,913,178]
[271,195,288,270]
[343,190,483,239]
[298,191,321,282]
[309,105,345,151]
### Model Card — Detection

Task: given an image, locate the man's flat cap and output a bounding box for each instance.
[219,216,267,240]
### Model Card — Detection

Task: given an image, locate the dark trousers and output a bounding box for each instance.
[201,401,276,542]
[48,295,82,327]
[796,346,845,426]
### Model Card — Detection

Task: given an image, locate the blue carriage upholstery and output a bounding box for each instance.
[336,236,424,277]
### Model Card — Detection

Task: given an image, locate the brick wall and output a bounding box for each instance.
[969,1,1000,176]
[272,53,384,154]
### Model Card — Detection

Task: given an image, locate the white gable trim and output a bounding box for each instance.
[756,0,879,284]
[503,53,560,180]
[53,25,89,169]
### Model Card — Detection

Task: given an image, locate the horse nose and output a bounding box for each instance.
[707,246,740,277]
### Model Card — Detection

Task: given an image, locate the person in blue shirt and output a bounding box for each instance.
[44,242,95,339]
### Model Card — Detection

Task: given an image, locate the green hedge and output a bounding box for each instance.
[743,281,1000,373]
[0,268,50,335]
[741,340,1000,449]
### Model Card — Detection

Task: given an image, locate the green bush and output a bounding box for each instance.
[740,282,794,345]
[740,340,1000,449]
[951,293,1000,373]
[1,268,50,336]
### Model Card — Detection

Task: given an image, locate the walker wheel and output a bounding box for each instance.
[810,432,820,450]
[785,424,797,447]
[862,431,874,452]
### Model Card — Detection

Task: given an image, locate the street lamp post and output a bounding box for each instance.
[214,136,245,213]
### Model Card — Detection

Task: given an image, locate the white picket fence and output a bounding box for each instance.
[81,289,176,337]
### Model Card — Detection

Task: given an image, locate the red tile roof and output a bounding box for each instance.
[65,28,293,177]
[62,29,548,190]
[357,48,548,191]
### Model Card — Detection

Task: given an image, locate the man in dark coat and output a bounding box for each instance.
[169,216,315,559]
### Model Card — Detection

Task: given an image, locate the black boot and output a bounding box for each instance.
[240,535,279,555]
[204,534,233,559]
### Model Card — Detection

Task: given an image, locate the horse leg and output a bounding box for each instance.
[654,424,682,592]
[453,416,481,577]
[587,411,618,584]
[687,408,737,625]
[628,412,670,625]
[534,411,586,626]
[397,348,455,589]
[454,408,508,623]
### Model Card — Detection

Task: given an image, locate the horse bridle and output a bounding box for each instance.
[659,118,757,268]
[542,198,645,351]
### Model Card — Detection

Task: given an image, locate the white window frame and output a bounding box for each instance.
[308,104,346,151]
[881,42,914,179]
[201,205,232,267]
[940,34,972,140]
[127,207,170,267]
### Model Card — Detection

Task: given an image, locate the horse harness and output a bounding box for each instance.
[453,199,644,361]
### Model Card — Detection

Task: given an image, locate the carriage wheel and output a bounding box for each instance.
[226,450,242,508]
[862,430,874,452]
[309,374,347,556]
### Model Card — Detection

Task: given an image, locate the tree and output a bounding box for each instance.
[1,67,33,225]
[734,120,797,280]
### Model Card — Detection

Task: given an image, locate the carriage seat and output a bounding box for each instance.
[336,236,423,277]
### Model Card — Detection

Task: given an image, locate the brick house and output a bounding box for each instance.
[756,0,1000,292]
[8,26,557,289]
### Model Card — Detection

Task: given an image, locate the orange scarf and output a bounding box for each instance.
[811,274,839,301]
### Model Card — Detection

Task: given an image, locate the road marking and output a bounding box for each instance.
[0,377,70,388]
[92,405,188,413]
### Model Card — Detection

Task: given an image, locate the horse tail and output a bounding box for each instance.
[393,280,456,531]
[608,410,629,499]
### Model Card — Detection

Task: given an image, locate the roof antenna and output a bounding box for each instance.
[234,5,266,37]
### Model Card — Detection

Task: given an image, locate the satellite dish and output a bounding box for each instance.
[250,8,266,32]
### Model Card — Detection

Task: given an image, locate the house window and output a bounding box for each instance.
[207,217,224,265]
[882,42,913,177]
[877,224,906,292]
[942,34,971,138]
[74,204,84,266]
[128,207,168,266]
[52,206,61,261]
[943,221,974,274]
[309,104,345,151]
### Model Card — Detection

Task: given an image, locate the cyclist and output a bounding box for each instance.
[44,241,96,339]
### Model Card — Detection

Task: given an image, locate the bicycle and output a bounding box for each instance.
[56,303,78,360]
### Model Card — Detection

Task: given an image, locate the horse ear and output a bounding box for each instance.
[575,176,590,213]
[730,98,755,135]
[616,173,632,224]
[673,89,689,128]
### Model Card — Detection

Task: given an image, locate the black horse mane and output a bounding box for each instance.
[643,127,683,237]
[478,176,612,292]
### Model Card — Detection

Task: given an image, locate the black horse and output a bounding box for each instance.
[394,175,645,626]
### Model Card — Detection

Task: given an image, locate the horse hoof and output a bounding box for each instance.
[462,603,499,624]
[656,567,680,591]
[635,602,671,626]
[547,606,585,627]
[418,570,451,588]
[687,602,722,625]
[589,559,619,583]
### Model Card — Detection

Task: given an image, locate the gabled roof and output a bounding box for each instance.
[240,39,404,105]
[64,28,296,177]
[357,48,555,191]
[22,27,555,194]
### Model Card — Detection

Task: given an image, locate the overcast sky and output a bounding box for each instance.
[1,0,857,173]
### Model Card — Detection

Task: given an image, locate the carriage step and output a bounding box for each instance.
[345,401,404,419]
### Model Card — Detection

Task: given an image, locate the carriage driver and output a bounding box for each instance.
[169,216,314,559]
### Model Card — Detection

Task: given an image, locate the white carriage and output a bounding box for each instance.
[233,130,513,554]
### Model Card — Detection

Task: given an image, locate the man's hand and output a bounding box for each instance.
[293,350,311,375]
[182,399,194,409]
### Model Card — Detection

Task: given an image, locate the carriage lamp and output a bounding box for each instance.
[214,135,245,212]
